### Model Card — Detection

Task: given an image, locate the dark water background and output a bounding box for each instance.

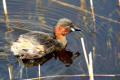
[0,0,120,80]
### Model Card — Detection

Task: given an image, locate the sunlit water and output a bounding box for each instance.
[0,0,120,80]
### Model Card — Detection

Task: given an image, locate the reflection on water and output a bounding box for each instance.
[16,49,80,67]
[0,0,120,80]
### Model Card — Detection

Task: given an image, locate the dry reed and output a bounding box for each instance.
[23,74,120,80]
[81,38,94,80]
[38,64,41,80]
[51,0,120,24]
[8,65,13,80]
[92,46,95,57]
[90,0,96,32]
[20,65,24,79]
[2,0,8,21]
[88,52,94,80]
[81,37,89,70]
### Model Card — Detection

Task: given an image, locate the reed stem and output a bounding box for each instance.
[88,52,94,80]
[81,38,89,70]
[38,64,41,80]
[90,0,96,32]
[2,0,8,21]
[8,65,13,80]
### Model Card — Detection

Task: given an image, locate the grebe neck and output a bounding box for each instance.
[54,26,67,47]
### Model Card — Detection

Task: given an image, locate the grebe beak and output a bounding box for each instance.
[71,27,82,32]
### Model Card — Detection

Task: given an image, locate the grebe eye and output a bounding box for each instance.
[69,23,74,28]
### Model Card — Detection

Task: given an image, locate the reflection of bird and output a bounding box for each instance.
[11,18,81,59]
[16,52,54,67]
[16,49,80,67]
[55,49,80,67]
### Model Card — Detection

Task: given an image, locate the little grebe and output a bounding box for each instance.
[11,18,81,59]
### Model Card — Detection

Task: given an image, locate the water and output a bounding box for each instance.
[0,0,120,80]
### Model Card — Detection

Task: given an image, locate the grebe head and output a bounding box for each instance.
[54,18,81,46]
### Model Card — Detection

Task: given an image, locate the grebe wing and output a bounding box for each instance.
[20,31,57,52]
[11,31,59,58]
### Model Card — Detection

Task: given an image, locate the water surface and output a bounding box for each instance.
[0,0,120,80]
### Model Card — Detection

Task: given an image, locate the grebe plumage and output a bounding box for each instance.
[11,18,81,59]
